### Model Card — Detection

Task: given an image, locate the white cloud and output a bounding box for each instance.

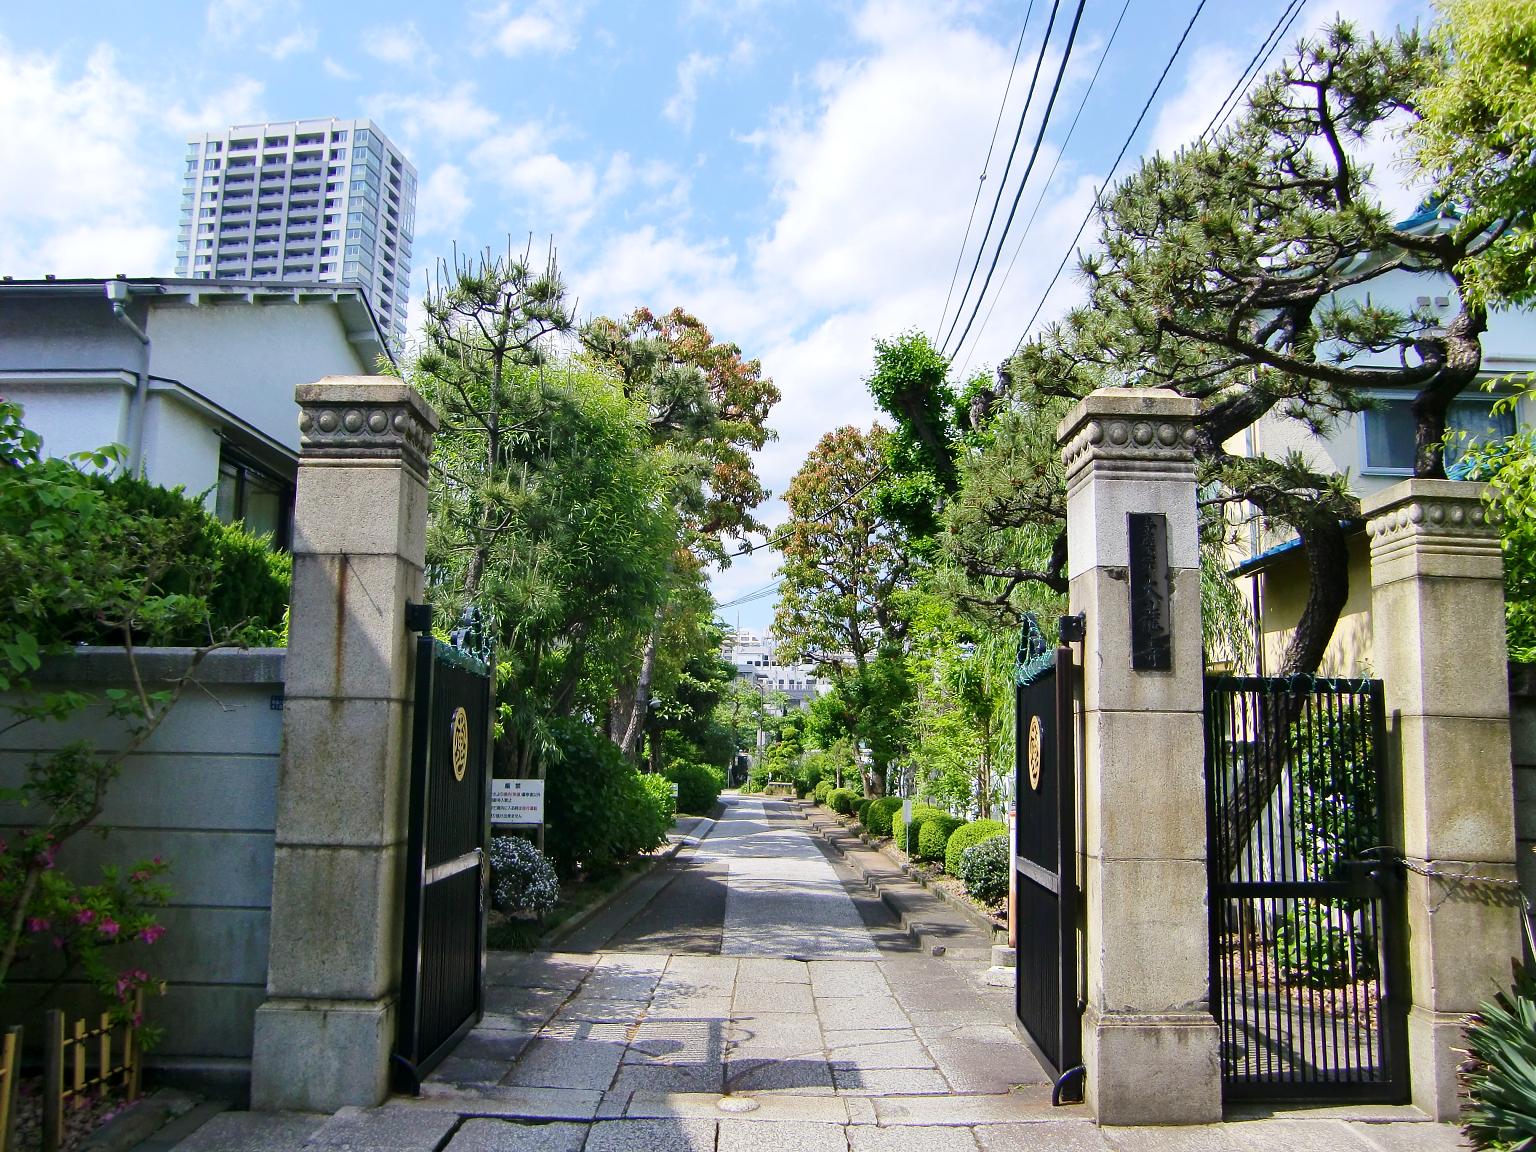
[362,23,432,67]
[416,164,473,238]
[266,26,317,59]
[474,1,584,57]
[470,124,615,235]
[204,0,264,43]
[664,52,722,133]
[0,40,173,276]
[367,84,499,144]
[323,56,356,80]
[165,77,266,136]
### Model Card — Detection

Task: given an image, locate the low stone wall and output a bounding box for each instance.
[1514,663,1536,906]
[0,646,284,1098]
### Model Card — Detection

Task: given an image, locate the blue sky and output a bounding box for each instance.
[0,0,1429,632]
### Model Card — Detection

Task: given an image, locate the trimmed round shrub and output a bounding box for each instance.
[958,834,1010,904]
[865,796,903,837]
[666,759,725,814]
[892,804,944,854]
[490,835,560,916]
[812,779,833,805]
[916,813,965,863]
[827,787,858,816]
[857,798,874,827]
[945,819,1008,876]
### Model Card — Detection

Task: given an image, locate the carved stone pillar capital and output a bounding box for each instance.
[296,377,439,478]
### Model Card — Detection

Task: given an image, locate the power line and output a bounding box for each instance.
[955,0,1134,378]
[720,463,892,563]
[935,7,1037,339]
[1199,0,1304,144]
[1011,0,1211,355]
[943,0,1090,361]
[937,0,1065,356]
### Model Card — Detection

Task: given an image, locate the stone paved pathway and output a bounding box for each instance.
[167,796,1471,1151]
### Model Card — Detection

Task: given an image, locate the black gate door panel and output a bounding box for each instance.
[1015,645,1080,1086]
[1205,675,1407,1103]
[397,637,492,1084]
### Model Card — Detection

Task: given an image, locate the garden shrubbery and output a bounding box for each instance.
[1461,962,1536,1150]
[892,804,944,853]
[864,796,903,837]
[544,718,670,878]
[666,759,724,814]
[857,798,874,827]
[827,787,858,816]
[958,834,1010,904]
[813,779,833,805]
[489,835,560,916]
[916,813,964,863]
[945,819,1007,876]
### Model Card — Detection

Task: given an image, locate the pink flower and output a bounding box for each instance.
[130,870,149,883]
[137,924,164,945]
[97,919,119,939]
[25,918,49,934]
[74,909,95,925]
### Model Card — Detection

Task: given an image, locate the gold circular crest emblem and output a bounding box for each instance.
[450,707,470,782]
[1027,715,1043,791]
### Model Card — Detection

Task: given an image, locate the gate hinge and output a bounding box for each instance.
[405,601,433,633]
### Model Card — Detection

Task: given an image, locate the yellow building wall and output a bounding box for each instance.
[1252,533,1375,678]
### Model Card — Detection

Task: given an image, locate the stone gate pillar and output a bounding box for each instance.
[251,378,439,1111]
[1058,388,1221,1125]
[1363,479,1522,1120]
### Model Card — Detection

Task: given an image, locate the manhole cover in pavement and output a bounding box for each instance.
[717,1096,760,1113]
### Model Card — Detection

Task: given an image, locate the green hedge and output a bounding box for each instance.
[543,718,670,878]
[812,779,833,805]
[666,759,725,814]
[917,814,965,863]
[827,787,858,816]
[865,796,903,837]
[958,835,1010,903]
[945,819,1008,876]
[892,804,945,854]
[857,798,874,827]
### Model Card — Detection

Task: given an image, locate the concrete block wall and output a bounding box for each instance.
[1513,664,1536,905]
[0,646,284,1098]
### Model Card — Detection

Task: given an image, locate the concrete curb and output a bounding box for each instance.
[534,817,709,952]
[790,802,997,954]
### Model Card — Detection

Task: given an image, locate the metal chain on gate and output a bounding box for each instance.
[1387,852,1536,956]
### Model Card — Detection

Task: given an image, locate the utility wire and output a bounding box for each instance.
[937,0,1065,356]
[955,0,1134,378]
[720,464,892,563]
[944,0,1090,362]
[1199,0,1305,144]
[935,6,1037,339]
[1011,0,1211,355]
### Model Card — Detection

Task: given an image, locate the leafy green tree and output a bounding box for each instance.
[774,425,915,795]
[582,307,781,755]
[1411,0,1536,309]
[409,249,677,778]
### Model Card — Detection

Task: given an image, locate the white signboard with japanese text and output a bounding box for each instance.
[491,778,545,825]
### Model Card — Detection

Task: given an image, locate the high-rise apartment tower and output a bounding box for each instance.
[175,118,416,346]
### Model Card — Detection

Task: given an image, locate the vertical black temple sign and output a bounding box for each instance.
[1128,512,1172,670]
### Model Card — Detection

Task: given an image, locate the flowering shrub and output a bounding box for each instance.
[489,835,560,916]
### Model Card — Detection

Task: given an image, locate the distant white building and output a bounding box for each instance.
[175,118,416,348]
[721,628,828,708]
[0,275,393,546]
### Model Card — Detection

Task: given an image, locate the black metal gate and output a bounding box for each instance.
[1015,642,1081,1089]
[1205,675,1407,1102]
[396,636,492,1085]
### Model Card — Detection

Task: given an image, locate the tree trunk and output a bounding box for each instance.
[1219,507,1353,869]
[1412,303,1487,478]
[617,611,663,758]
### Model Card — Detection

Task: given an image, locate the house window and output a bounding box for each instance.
[1362,391,1515,473]
[215,449,293,548]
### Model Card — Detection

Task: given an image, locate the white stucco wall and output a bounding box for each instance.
[2,378,132,461]
[142,392,224,504]
[148,300,373,453]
